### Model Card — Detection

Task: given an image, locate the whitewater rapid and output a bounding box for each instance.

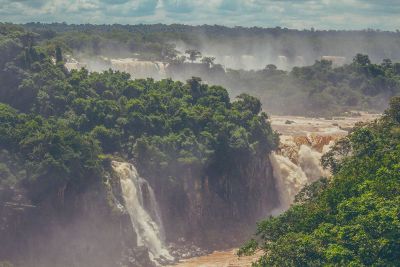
[269,113,379,212]
[112,161,173,265]
[270,143,332,211]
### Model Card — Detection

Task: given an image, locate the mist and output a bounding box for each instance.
[1,23,399,267]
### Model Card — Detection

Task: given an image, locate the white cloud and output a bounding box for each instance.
[0,0,398,30]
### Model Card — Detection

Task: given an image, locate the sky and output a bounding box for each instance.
[0,0,399,30]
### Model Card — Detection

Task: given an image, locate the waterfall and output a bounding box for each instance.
[270,152,308,211]
[65,57,168,79]
[110,58,167,79]
[298,145,330,183]
[270,137,333,212]
[111,161,173,264]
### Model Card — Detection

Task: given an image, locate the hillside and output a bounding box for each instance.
[240,97,400,266]
[0,24,278,266]
[12,22,400,116]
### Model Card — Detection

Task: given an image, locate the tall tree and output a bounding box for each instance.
[185,49,202,63]
[353,53,371,66]
[201,56,215,67]
[55,46,63,64]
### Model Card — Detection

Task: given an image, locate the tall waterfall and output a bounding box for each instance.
[270,152,308,211]
[111,161,173,264]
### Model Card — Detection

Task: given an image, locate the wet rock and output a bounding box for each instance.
[168,242,209,262]
[120,247,156,267]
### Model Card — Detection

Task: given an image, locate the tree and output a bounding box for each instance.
[161,43,178,61]
[234,94,262,115]
[353,53,370,66]
[201,56,215,67]
[186,76,203,101]
[393,63,400,75]
[240,98,400,266]
[381,58,392,69]
[265,64,277,71]
[185,49,202,63]
[385,96,400,123]
[171,55,186,64]
[55,45,63,64]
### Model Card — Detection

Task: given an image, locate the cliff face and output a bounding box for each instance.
[146,154,279,249]
[0,169,153,267]
[0,153,277,266]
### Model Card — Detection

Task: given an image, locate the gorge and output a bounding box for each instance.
[0,23,398,267]
[167,113,380,266]
[60,57,383,265]
[108,113,379,266]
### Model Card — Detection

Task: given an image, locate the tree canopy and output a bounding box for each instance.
[240,97,400,266]
[0,25,278,204]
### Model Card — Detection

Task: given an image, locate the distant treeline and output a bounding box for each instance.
[20,22,400,63]
[165,54,400,116]
[2,22,399,116]
[218,55,400,116]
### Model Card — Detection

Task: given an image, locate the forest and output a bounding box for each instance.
[0,23,399,266]
[0,22,277,189]
[220,56,400,116]
[239,97,400,266]
[16,22,400,116]
[21,23,400,62]
[0,24,278,266]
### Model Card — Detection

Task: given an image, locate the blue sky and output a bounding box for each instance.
[0,0,399,30]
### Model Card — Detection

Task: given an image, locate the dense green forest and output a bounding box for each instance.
[220,56,400,116]
[0,22,280,266]
[1,22,399,266]
[239,97,400,266]
[14,22,400,116]
[0,23,277,215]
[21,22,400,62]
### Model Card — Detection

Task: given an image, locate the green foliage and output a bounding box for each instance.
[220,56,400,116]
[0,104,101,202]
[241,100,400,266]
[185,49,202,63]
[55,45,63,63]
[0,26,278,207]
[13,23,400,117]
[353,53,371,66]
[386,96,400,123]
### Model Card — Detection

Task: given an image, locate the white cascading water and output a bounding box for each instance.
[269,152,308,211]
[270,140,333,212]
[298,144,330,183]
[111,161,173,264]
[110,58,167,79]
[269,114,379,213]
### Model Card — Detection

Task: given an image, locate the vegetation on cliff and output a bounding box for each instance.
[0,23,277,208]
[240,97,400,266]
[1,22,399,266]
[0,23,279,266]
[17,22,400,116]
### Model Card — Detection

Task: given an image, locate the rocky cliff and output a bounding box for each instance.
[139,154,279,250]
[0,164,154,267]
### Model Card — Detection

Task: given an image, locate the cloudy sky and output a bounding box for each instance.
[0,0,399,30]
